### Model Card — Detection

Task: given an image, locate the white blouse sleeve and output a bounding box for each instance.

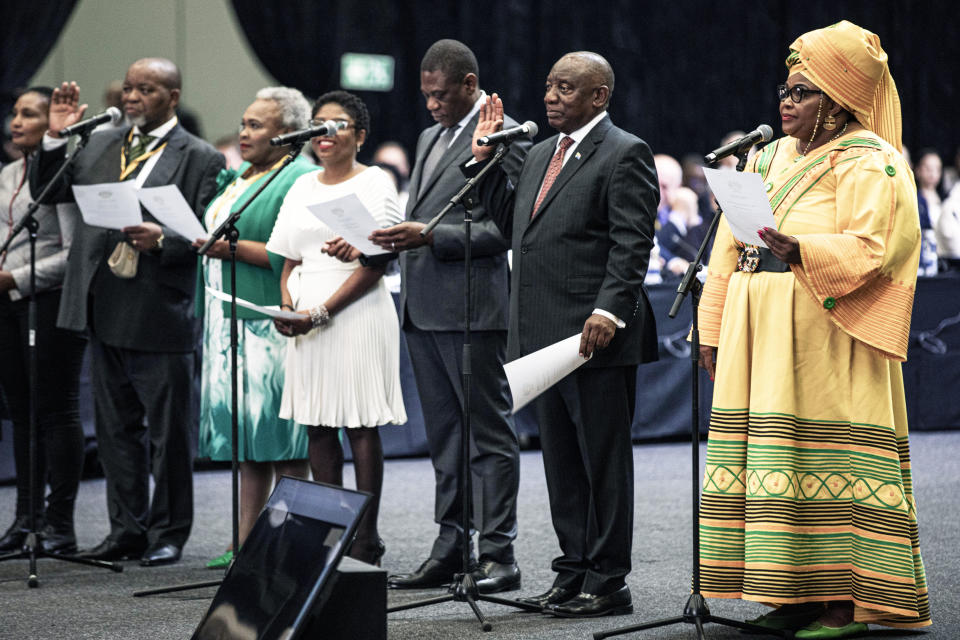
[265,174,309,260]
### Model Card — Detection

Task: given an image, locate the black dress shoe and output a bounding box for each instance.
[0,516,31,552]
[516,586,579,609]
[140,543,182,566]
[546,586,633,618]
[387,557,461,589]
[470,559,521,594]
[39,524,78,554]
[76,537,146,561]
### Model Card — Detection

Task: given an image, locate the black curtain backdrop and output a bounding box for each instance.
[0,2,79,123]
[231,0,958,165]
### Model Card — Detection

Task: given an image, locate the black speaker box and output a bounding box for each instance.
[302,556,386,639]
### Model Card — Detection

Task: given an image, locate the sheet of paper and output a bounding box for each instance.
[702,167,776,248]
[71,182,142,230]
[138,185,208,241]
[503,334,592,414]
[205,286,304,321]
[306,193,388,256]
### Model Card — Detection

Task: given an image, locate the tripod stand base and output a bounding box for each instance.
[0,537,124,589]
[386,571,541,632]
[593,593,791,639]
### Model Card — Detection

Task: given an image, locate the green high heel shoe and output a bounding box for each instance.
[794,621,867,639]
[205,549,234,569]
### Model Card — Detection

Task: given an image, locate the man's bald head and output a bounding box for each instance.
[556,51,614,107]
[128,58,182,91]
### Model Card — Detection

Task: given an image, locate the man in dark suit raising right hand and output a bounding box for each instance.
[467,51,659,617]
[369,39,530,593]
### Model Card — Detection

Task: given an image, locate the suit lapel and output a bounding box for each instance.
[142,125,187,188]
[407,124,440,203]
[526,117,611,232]
[417,113,478,201]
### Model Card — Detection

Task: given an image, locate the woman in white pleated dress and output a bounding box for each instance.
[267,91,405,565]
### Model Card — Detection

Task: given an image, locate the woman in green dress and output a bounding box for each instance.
[193,87,318,568]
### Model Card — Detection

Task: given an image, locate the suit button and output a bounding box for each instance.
[520,245,529,254]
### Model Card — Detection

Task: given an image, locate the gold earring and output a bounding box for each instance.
[823,114,837,131]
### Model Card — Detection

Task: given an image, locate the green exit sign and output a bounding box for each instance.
[340,53,395,92]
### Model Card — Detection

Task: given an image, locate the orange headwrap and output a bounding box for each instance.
[786,20,902,151]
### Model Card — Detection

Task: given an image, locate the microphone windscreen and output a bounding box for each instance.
[757,124,773,142]
[523,121,539,138]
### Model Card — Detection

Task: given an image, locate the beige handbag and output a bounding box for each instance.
[107,241,139,278]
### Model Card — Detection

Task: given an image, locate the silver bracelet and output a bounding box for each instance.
[309,305,330,328]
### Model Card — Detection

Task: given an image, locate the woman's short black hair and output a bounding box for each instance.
[312,90,370,136]
[21,86,54,101]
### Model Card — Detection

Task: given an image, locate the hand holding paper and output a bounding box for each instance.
[702,167,776,247]
[503,334,591,413]
[138,185,208,241]
[307,194,387,256]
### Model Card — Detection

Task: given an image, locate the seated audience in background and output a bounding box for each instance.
[268,91,406,566]
[372,140,411,184]
[658,186,709,278]
[191,87,317,569]
[372,141,411,211]
[680,152,715,220]
[715,129,759,170]
[214,133,244,170]
[915,148,943,275]
[654,153,682,227]
[0,87,87,555]
[937,166,960,273]
[35,58,224,566]
[941,147,960,194]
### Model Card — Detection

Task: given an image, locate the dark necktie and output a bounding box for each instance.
[125,133,156,164]
[532,136,574,217]
[418,126,456,195]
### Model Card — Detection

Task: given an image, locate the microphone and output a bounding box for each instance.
[270,120,347,147]
[477,121,539,147]
[58,107,123,137]
[704,124,773,165]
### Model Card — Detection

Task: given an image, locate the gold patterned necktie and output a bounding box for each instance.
[532,136,574,218]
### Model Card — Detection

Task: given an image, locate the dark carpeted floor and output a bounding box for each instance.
[0,431,956,639]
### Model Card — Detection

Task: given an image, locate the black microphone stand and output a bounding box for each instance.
[386,143,541,631]
[134,146,301,597]
[595,150,787,639]
[0,132,123,585]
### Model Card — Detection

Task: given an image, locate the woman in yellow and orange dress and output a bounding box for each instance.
[697,21,930,639]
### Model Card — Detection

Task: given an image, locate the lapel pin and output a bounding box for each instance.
[574,152,581,160]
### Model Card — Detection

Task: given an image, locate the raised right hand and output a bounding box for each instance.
[48,82,88,139]
[470,93,504,163]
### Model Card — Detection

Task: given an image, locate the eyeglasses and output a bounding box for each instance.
[777,84,824,103]
[309,118,355,130]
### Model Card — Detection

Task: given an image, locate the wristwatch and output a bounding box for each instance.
[154,233,165,251]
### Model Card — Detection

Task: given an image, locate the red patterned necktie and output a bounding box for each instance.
[532,136,574,218]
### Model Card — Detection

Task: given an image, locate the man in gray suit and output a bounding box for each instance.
[468,51,659,616]
[369,40,530,593]
[34,58,223,566]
